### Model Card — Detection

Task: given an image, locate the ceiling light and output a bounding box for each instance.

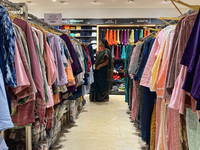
[128,0,134,2]
[26,1,32,4]
[94,0,99,3]
[53,0,56,1]
[60,1,66,4]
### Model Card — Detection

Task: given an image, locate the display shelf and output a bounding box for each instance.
[110,90,125,95]
[113,80,125,83]
[75,36,97,38]
[68,29,97,32]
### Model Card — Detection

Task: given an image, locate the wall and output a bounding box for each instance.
[29,8,189,19]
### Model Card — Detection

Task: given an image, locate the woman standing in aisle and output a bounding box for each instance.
[90,39,113,102]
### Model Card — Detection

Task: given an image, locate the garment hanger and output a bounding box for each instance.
[166,0,200,16]
[143,27,161,32]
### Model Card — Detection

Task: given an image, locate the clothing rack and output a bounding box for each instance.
[0,0,21,10]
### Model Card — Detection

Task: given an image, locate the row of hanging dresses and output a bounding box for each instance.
[0,5,94,149]
[102,29,149,45]
[125,10,200,150]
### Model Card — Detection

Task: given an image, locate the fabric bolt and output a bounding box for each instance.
[140,29,165,87]
[124,30,127,45]
[13,17,45,100]
[47,33,68,87]
[165,13,197,99]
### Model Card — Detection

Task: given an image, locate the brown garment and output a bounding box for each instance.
[164,13,197,99]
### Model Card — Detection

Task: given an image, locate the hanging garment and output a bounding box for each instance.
[13,17,45,100]
[112,45,115,59]
[180,12,200,102]
[105,29,109,42]
[108,29,113,45]
[150,104,156,150]
[47,33,68,87]
[117,29,120,44]
[140,29,165,87]
[131,80,138,121]
[139,29,144,39]
[121,30,124,44]
[134,29,139,42]
[115,45,119,60]
[124,30,127,45]
[164,12,197,99]
[129,29,135,44]
[101,30,104,39]
[121,45,126,60]
[127,29,130,45]
[118,45,122,60]
[113,30,117,45]
[144,29,147,37]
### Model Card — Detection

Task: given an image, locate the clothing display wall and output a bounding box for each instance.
[0,5,94,150]
[98,26,151,94]
[125,10,200,150]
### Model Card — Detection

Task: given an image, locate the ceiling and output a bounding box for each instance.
[10,0,200,10]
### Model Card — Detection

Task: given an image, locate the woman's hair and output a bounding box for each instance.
[101,39,110,50]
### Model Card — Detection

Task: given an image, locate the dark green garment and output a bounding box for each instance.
[90,49,113,102]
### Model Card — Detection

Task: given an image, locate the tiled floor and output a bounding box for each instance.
[53,95,146,150]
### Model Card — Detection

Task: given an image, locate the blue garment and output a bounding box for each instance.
[0,68,13,131]
[54,26,59,29]
[136,38,155,80]
[118,45,122,61]
[121,45,126,59]
[101,30,104,39]
[0,6,17,113]
[134,29,139,42]
[87,44,95,65]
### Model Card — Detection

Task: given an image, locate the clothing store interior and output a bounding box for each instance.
[1,0,200,150]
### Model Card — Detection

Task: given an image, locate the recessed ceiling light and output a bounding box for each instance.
[94,0,99,3]
[26,1,32,4]
[60,1,66,4]
[53,0,56,1]
[128,0,134,2]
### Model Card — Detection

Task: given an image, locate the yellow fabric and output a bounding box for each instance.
[150,104,156,150]
[76,26,81,30]
[129,29,135,43]
[117,29,120,44]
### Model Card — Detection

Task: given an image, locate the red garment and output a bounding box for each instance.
[108,30,113,45]
[115,45,119,60]
[113,30,117,45]
[121,30,124,44]
[144,29,147,37]
[81,45,92,72]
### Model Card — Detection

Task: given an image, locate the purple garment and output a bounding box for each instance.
[60,34,79,74]
[13,18,45,99]
[124,30,127,45]
[47,33,68,87]
[181,10,200,101]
